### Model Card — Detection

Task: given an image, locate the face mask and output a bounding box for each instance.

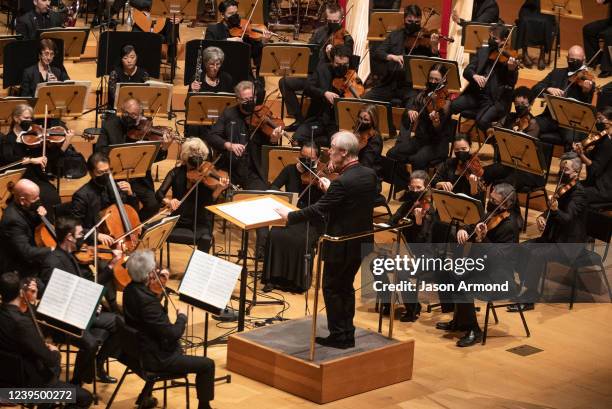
[561,172,573,183]
[567,59,583,72]
[596,121,606,132]
[28,200,41,212]
[299,157,317,172]
[515,104,530,116]
[226,14,241,28]
[357,122,372,132]
[486,202,498,213]
[122,115,136,128]
[93,174,108,187]
[404,22,420,34]
[455,151,471,162]
[240,100,256,114]
[406,190,422,201]
[487,38,499,50]
[333,64,348,78]
[327,22,341,33]
[20,120,32,131]
[426,81,438,91]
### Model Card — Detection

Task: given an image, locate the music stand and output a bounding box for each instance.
[493,126,547,177]
[432,189,484,248]
[262,145,300,183]
[185,92,235,126]
[405,56,462,92]
[33,81,91,119]
[541,0,583,69]
[334,98,393,139]
[39,28,90,60]
[367,11,404,41]
[107,142,162,181]
[135,216,180,251]
[461,23,513,54]
[0,168,25,219]
[260,44,311,78]
[0,35,22,68]
[0,98,35,129]
[114,81,173,115]
[545,94,597,144]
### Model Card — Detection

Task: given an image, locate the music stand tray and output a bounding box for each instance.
[461,23,513,54]
[404,56,462,93]
[150,0,197,19]
[33,81,91,119]
[540,0,583,20]
[545,94,597,134]
[0,35,22,67]
[39,28,90,60]
[135,216,180,251]
[262,145,300,184]
[334,98,393,138]
[493,126,546,177]
[260,44,312,78]
[367,12,404,41]
[114,81,173,115]
[185,92,235,125]
[0,168,26,219]
[107,142,162,180]
[431,189,484,227]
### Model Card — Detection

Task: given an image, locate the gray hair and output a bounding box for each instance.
[492,183,516,207]
[234,80,254,96]
[560,152,582,172]
[410,170,429,183]
[331,131,359,157]
[126,250,156,283]
[202,46,224,66]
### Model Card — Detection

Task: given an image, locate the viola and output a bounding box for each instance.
[405,29,454,53]
[568,69,595,89]
[74,244,115,264]
[456,155,484,178]
[426,87,450,114]
[21,124,66,147]
[299,161,327,186]
[488,48,524,68]
[332,69,365,99]
[486,210,510,231]
[186,161,234,190]
[513,113,531,133]
[229,18,287,42]
[248,104,286,141]
[126,117,182,143]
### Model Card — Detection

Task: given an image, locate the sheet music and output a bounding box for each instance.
[179,250,241,310]
[216,197,294,226]
[37,269,77,322]
[62,279,104,330]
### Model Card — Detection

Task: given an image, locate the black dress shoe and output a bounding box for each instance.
[262,283,274,293]
[400,302,421,322]
[435,320,456,331]
[284,121,301,132]
[315,336,354,349]
[537,57,546,71]
[507,303,534,312]
[599,71,611,78]
[97,365,117,383]
[456,329,482,347]
[136,395,158,409]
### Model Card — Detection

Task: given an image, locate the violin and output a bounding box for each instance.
[486,210,510,231]
[74,244,115,264]
[425,86,450,114]
[456,155,484,178]
[412,190,432,213]
[405,28,454,53]
[229,18,287,42]
[186,160,234,190]
[126,117,182,143]
[21,125,66,147]
[513,114,531,133]
[567,68,595,89]
[332,69,365,99]
[248,104,286,141]
[488,48,524,68]
[579,130,608,152]
[299,160,326,186]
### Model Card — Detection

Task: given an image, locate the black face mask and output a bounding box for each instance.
[560,172,574,183]
[333,64,348,78]
[327,22,341,33]
[28,200,41,212]
[406,190,423,202]
[122,115,137,128]
[404,22,420,34]
[455,151,471,162]
[298,157,317,172]
[596,121,606,132]
[486,202,498,213]
[226,13,241,28]
[74,237,86,250]
[20,120,32,131]
[93,174,108,187]
[567,59,583,72]
[515,104,530,117]
[240,100,256,114]
[357,122,372,132]
[426,81,438,91]
[487,38,499,50]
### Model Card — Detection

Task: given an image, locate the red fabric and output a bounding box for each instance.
[440,0,452,58]
[339,0,348,27]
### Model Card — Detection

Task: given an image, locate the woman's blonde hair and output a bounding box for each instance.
[11,104,34,127]
[180,137,210,164]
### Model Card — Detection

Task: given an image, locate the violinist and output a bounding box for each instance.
[292,45,352,147]
[355,104,383,180]
[433,135,485,201]
[582,0,612,78]
[510,153,587,313]
[387,64,451,171]
[515,0,556,71]
[155,138,229,253]
[20,39,70,98]
[262,142,325,293]
[451,0,499,27]
[108,45,150,110]
[40,216,122,386]
[96,98,170,220]
[531,45,595,150]
[280,3,354,131]
[364,4,440,105]
[15,0,64,40]
[501,86,539,138]
[123,250,216,409]
[0,273,93,407]
[573,107,612,205]
[450,23,519,133]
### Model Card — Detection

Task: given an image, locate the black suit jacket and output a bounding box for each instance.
[20,63,69,97]
[40,248,96,285]
[461,0,499,25]
[123,281,187,369]
[463,45,518,100]
[543,182,587,243]
[304,62,336,123]
[96,114,167,162]
[204,22,230,40]
[16,10,64,40]
[532,68,595,117]
[308,25,355,64]
[287,163,378,262]
[0,202,51,277]
[0,304,60,386]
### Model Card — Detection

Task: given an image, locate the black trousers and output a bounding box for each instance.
[130,175,161,221]
[387,138,448,170]
[536,114,585,149]
[363,82,416,106]
[279,77,307,122]
[453,302,480,332]
[583,185,612,205]
[44,379,92,409]
[583,19,612,72]
[322,257,362,340]
[148,354,215,404]
[450,92,507,132]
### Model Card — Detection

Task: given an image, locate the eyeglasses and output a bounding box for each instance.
[41,51,55,57]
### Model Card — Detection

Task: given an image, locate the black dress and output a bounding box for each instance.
[108,66,149,109]
[515,0,555,52]
[262,164,324,292]
[189,71,234,93]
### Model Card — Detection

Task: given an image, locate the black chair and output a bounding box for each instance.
[105,318,191,409]
[373,193,392,221]
[587,206,612,262]
[159,226,213,268]
[379,155,407,202]
[482,301,530,345]
[520,143,554,232]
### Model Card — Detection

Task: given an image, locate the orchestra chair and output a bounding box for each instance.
[458,110,486,146]
[380,155,405,202]
[588,203,612,262]
[481,300,531,345]
[105,318,191,409]
[159,213,215,268]
[521,143,554,232]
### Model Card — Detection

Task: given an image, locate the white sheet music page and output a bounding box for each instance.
[62,278,104,330]
[216,196,294,226]
[179,250,241,310]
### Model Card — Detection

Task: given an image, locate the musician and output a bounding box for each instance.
[433,135,484,201]
[16,0,64,40]
[515,0,556,70]
[0,179,51,276]
[0,273,93,407]
[498,86,540,137]
[450,23,519,132]
[291,45,352,147]
[40,216,122,385]
[573,107,612,205]
[597,80,612,110]
[364,4,440,105]
[531,45,595,149]
[155,138,229,253]
[108,45,150,110]
[20,38,69,98]
[438,183,521,347]
[123,250,215,409]
[510,153,587,312]
[96,98,170,220]
[279,3,354,131]
[190,46,234,93]
[262,142,325,293]
[451,0,499,26]
[583,0,612,78]
[387,64,451,171]
[276,131,379,349]
[355,104,383,179]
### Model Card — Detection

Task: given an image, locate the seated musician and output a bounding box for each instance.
[123,250,215,409]
[262,141,325,293]
[280,3,354,131]
[573,107,612,205]
[531,45,595,150]
[0,179,51,278]
[450,23,519,132]
[510,153,587,312]
[128,0,180,65]
[0,273,93,407]
[108,45,150,110]
[451,0,499,26]
[190,46,234,94]
[364,4,440,105]
[437,183,521,347]
[0,104,74,212]
[515,0,556,70]
[20,39,70,98]
[40,216,122,385]
[387,64,451,171]
[155,138,229,253]
[432,135,485,201]
[291,45,353,147]
[583,0,612,78]
[16,0,65,40]
[96,98,171,220]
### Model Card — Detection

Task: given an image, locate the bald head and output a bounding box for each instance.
[122,98,143,120]
[567,45,586,69]
[13,179,40,209]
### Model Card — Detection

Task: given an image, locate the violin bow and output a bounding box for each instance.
[412,71,449,130]
[451,129,495,190]
[246,88,282,143]
[21,282,46,341]
[138,105,163,142]
[484,26,516,85]
[407,7,436,56]
[464,190,514,243]
[240,0,261,41]
[42,104,48,172]
[400,169,438,223]
[152,268,178,314]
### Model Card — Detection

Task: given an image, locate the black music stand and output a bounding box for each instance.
[545,94,597,145]
[184,40,250,87]
[0,35,22,69]
[3,38,65,89]
[334,98,393,139]
[431,189,484,253]
[541,0,583,69]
